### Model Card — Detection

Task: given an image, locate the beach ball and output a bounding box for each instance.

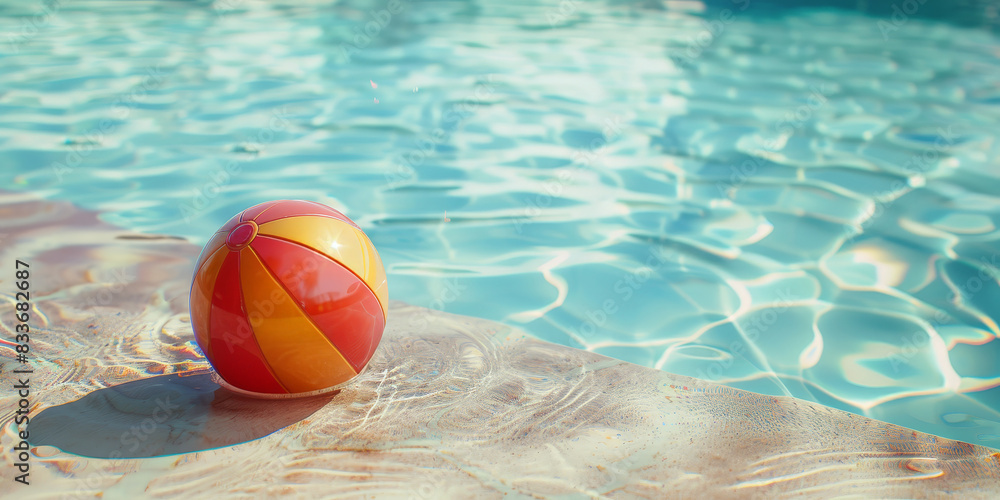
[189,200,387,395]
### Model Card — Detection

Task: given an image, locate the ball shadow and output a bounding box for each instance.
[28,370,334,459]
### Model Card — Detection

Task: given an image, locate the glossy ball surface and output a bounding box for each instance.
[189,200,388,395]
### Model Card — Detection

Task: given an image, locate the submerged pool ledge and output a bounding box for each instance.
[2,192,999,498]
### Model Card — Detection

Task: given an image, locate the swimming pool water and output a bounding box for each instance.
[1,0,999,449]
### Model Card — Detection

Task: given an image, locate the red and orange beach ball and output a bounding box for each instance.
[189,200,387,396]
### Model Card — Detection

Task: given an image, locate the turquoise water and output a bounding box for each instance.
[2,0,999,448]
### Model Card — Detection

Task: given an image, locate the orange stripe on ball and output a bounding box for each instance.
[240,247,358,392]
[197,231,229,269]
[251,234,385,373]
[207,251,288,394]
[190,245,228,361]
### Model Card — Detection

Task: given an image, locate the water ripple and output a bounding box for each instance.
[1,0,999,448]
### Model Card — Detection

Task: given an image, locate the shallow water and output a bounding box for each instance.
[1,0,999,448]
[2,196,998,497]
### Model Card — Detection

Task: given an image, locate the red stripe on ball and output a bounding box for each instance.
[207,250,288,394]
[251,234,384,373]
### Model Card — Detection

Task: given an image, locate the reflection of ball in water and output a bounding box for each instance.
[189,200,387,395]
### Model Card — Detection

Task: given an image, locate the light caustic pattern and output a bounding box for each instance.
[0,194,993,498]
[0,0,999,446]
[190,200,388,394]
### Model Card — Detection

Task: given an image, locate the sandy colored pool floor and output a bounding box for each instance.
[1,193,999,498]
